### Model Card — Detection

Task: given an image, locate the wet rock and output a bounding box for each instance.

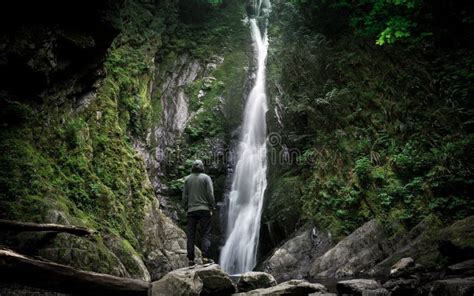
[234,279,327,295]
[448,259,474,275]
[383,278,419,296]
[390,257,415,278]
[336,279,381,296]
[192,264,236,295]
[153,264,235,296]
[237,271,277,292]
[261,223,332,281]
[311,220,388,278]
[151,268,203,296]
[430,277,474,296]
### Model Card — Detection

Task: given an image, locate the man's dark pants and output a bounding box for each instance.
[186,210,212,261]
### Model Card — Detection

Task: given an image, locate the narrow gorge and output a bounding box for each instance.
[0,0,473,295]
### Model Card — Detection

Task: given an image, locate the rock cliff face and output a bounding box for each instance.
[0,1,120,102]
[309,220,389,278]
[0,0,195,283]
[0,0,251,288]
[135,53,206,219]
[259,223,333,282]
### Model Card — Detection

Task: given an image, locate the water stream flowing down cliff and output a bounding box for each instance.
[220,0,271,274]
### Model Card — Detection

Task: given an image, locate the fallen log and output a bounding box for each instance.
[0,219,94,236]
[0,248,150,296]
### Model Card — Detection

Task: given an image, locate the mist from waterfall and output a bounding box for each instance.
[220,0,271,274]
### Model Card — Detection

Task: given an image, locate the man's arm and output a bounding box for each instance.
[182,178,188,211]
[206,176,216,210]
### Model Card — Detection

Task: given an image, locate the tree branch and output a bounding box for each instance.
[0,219,95,237]
[0,248,150,296]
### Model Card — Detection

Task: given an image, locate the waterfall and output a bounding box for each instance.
[220,0,271,274]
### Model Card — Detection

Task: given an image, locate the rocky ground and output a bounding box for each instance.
[144,260,474,296]
[150,254,474,296]
[1,259,474,295]
[257,215,474,295]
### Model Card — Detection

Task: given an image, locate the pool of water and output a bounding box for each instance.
[310,277,389,293]
[310,277,340,293]
[229,274,387,293]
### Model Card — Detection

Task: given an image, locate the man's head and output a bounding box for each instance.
[191,159,204,173]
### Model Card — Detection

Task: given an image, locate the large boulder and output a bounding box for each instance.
[336,279,382,296]
[237,272,277,292]
[438,216,474,263]
[103,234,151,281]
[261,224,333,281]
[152,264,235,296]
[151,269,203,296]
[234,279,327,295]
[141,199,196,280]
[447,259,474,276]
[194,264,236,295]
[383,278,419,296]
[430,277,474,296]
[368,217,440,277]
[310,220,389,278]
[369,215,474,277]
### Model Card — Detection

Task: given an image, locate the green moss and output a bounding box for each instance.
[184,49,249,141]
[263,175,304,238]
[0,0,178,274]
[440,216,474,249]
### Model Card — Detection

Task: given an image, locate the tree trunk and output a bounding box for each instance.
[0,219,94,236]
[0,248,150,296]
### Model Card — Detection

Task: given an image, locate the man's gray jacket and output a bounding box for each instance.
[182,169,215,213]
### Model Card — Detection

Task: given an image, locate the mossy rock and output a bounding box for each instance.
[35,233,129,277]
[438,216,474,263]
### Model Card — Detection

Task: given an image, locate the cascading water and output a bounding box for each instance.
[220,0,271,274]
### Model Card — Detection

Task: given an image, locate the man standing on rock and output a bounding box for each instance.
[182,159,216,266]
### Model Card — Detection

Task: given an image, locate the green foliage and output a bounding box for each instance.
[285,0,462,45]
[169,0,249,59]
[104,0,165,138]
[376,16,412,45]
[355,157,373,186]
[264,175,304,237]
[350,0,420,45]
[268,0,474,238]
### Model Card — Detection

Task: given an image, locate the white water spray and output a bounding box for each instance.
[220,0,271,274]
